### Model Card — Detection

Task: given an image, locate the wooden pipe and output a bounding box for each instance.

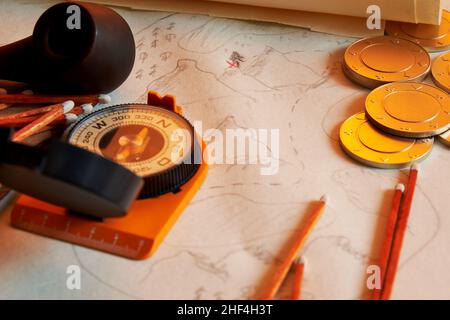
[0,1,135,94]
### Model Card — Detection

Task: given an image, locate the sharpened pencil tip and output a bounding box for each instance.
[411,163,419,171]
[395,183,405,192]
[81,103,94,114]
[320,194,329,204]
[295,256,307,268]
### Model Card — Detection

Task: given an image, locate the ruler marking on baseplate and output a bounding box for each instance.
[11,205,148,259]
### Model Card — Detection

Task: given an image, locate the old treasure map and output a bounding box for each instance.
[0,1,449,299]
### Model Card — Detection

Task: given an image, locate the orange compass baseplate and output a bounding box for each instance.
[9,91,208,259]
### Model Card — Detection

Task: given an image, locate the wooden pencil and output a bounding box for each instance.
[261,196,327,300]
[0,93,110,105]
[291,257,306,300]
[380,165,419,300]
[12,101,74,142]
[371,183,404,300]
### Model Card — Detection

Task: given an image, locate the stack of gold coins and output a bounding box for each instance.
[340,81,450,168]
[386,10,450,52]
[341,31,450,168]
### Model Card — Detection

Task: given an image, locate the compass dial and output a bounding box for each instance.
[66,104,200,198]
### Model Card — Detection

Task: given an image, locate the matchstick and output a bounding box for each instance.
[0,93,110,105]
[371,183,405,300]
[0,89,34,111]
[24,114,79,138]
[0,102,73,121]
[0,88,13,111]
[261,196,327,300]
[380,165,419,300]
[0,112,76,127]
[291,257,306,300]
[0,81,29,93]
[0,103,93,127]
[12,101,74,142]
[8,104,91,139]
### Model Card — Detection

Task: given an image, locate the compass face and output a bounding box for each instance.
[66,104,194,177]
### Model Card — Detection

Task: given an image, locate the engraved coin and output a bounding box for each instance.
[343,36,430,88]
[432,51,450,94]
[386,10,450,52]
[339,112,433,169]
[365,82,450,138]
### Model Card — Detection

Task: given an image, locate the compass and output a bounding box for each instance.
[7,92,208,258]
[65,104,201,199]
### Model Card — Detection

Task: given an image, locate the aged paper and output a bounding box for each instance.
[206,0,442,24]
[0,0,449,299]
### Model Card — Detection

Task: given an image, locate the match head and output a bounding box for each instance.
[297,256,307,265]
[81,103,94,114]
[320,194,329,204]
[395,183,405,193]
[0,88,7,94]
[62,100,75,113]
[21,89,33,95]
[98,94,111,104]
[65,113,78,124]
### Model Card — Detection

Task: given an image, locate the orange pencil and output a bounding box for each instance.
[371,183,404,300]
[291,257,306,300]
[381,165,419,300]
[0,93,110,105]
[12,101,74,142]
[261,195,327,300]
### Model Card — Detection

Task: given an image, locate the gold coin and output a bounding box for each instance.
[438,129,450,147]
[365,82,450,138]
[339,112,433,169]
[432,51,450,93]
[343,36,430,89]
[386,10,450,52]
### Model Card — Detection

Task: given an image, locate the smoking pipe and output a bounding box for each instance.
[0,1,135,94]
